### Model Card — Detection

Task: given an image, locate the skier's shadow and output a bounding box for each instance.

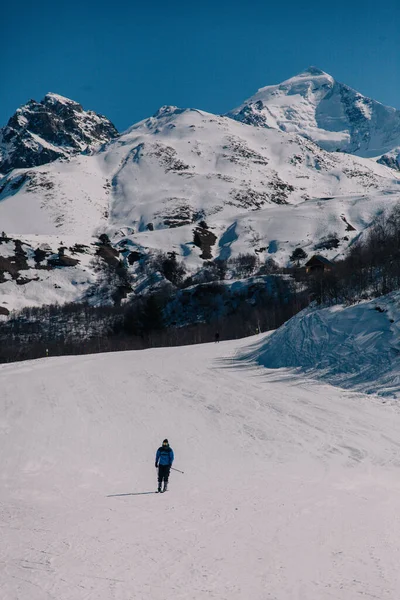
[107,491,156,497]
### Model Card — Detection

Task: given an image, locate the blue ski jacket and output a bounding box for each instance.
[156,446,174,467]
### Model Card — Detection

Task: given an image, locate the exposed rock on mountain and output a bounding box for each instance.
[377,148,400,171]
[0,93,118,175]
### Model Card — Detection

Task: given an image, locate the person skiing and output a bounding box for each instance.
[155,439,174,493]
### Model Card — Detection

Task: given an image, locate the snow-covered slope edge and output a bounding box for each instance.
[241,293,400,397]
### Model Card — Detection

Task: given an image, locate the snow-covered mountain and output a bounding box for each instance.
[228,67,400,159]
[0,93,118,175]
[1,80,400,312]
[1,105,398,241]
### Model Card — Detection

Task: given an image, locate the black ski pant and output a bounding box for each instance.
[158,465,171,484]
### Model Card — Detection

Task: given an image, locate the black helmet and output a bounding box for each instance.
[162,439,169,446]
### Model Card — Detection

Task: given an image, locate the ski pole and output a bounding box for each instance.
[171,467,184,474]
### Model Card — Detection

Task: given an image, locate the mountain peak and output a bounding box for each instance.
[43,92,81,107]
[281,66,334,88]
[228,69,400,157]
[0,94,118,175]
[300,66,329,77]
[152,105,182,119]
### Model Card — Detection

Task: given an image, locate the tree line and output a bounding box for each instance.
[0,273,308,363]
[303,205,400,305]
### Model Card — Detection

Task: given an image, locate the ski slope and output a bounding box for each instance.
[1,337,400,599]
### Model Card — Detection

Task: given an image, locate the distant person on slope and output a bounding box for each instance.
[155,439,174,493]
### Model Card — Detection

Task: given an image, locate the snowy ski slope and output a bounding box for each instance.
[1,337,400,599]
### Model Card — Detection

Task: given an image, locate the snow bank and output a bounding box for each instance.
[244,292,400,397]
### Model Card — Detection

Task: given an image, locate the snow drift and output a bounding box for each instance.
[245,292,400,397]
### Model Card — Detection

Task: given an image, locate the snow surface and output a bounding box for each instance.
[247,292,400,397]
[2,337,400,599]
[0,157,109,236]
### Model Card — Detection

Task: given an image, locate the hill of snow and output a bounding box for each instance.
[105,106,400,241]
[228,67,400,159]
[1,338,400,599]
[245,291,400,397]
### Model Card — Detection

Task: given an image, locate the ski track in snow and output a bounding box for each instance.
[1,336,400,599]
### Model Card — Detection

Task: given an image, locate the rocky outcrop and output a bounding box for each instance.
[193,225,217,260]
[0,93,118,174]
[377,151,400,171]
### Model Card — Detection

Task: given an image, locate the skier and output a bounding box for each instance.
[155,439,174,493]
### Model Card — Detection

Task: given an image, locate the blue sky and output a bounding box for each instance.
[2,0,400,131]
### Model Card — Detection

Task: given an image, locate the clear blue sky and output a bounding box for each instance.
[2,0,400,131]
